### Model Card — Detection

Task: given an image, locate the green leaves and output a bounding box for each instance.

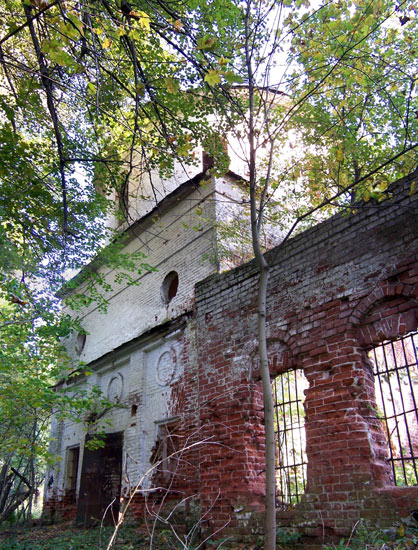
[164,77,179,93]
[280,0,418,207]
[204,69,222,86]
[197,35,217,51]
[223,71,243,84]
[40,35,78,67]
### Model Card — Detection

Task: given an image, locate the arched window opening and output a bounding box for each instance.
[161,271,179,304]
[272,368,308,507]
[76,332,86,355]
[369,331,418,486]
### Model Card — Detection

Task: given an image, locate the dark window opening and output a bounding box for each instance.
[161,271,179,304]
[131,404,138,417]
[76,333,86,355]
[272,368,308,507]
[369,331,418,486]
[152,419,180,482]
[65,446,80,501]
[202,150,214,171]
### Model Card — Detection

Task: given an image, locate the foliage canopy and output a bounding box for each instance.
[0,0,417,529]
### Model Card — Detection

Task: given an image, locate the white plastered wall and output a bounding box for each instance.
[213,178,282,271]
[64,178,219,366]
[47,173,246,506]
[46,329,187,502]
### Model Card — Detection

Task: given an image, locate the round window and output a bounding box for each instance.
[161,271,179,304]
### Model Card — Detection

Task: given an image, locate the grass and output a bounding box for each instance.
[0,524,147,550]
[0,519,417,550]
[323,519,418,550]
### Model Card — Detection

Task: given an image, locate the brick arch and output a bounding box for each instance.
[348,283,418,349]
[267,338,298,377]
[342,283,418,489]
[248,330,299,380]
[348,283,418,327]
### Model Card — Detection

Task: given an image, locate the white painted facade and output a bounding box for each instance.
[64,178,217,365]
[45,171,256,509]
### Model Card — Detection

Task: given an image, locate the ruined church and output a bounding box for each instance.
[44,148,418,543]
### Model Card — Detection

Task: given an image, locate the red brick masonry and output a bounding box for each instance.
[194,170,418,539]
[46,170,418,543]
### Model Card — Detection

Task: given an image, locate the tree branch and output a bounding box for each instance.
[273,144,418,262]
[0,1,59,46]
[24,4,71,239]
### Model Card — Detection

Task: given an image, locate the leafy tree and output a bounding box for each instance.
[0,281,119,524]
[278,0,418,212]
[1,0,417,545]
[197,1,418,548]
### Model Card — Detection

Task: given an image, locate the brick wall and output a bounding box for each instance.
[45,170,418,544]
[194,170,418,540]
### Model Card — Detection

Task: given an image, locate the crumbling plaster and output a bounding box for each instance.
[64,174,252,366]
[45,169,418,542]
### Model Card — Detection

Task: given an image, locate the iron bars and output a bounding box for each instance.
[369,332,418,486]
[272,368,308,507]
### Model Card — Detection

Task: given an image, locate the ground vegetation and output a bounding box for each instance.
[0,0,417,544]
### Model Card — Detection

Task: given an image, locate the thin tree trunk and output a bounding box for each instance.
[246,78,276,550]
[245,1,277,540]
[257,260,276,550]
[249,182,276,549]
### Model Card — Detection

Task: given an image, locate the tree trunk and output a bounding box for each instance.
[247,81,276,548]
[257,261,276,550]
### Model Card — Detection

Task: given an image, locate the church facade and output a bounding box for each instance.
[44,167,418,543]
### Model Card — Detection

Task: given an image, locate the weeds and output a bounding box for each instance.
[0,525,145,550]
[1,519,417,550]
[324,519,418,550]
[276,528,302,546]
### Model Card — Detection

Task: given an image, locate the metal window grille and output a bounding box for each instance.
[369,332,418,486]
[272,368,308,507]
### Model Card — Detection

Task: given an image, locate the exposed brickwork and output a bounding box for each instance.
[45,170,418,544]
[43,490,78,523]
[194,170,418,539]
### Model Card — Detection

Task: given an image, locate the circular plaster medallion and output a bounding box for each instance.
[107,373,123,402]
[156,350,177,386]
